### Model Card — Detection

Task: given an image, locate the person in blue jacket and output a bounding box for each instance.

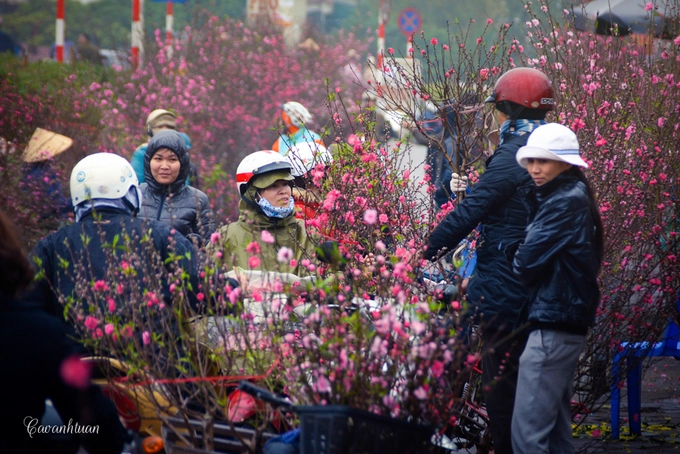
[424,67,555,454]
[413,95,480,208]
[131,108,178,183]
[510,123,603,453]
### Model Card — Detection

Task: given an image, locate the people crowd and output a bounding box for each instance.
[4,81,604,454]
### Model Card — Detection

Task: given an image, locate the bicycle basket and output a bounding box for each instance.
[295,405,433,454]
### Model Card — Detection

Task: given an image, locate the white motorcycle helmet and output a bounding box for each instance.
[285,142,332,177]
[235,150,293,197]
[70,153,141,207]
[282,102,313,128]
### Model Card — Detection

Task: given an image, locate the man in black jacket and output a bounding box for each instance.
[424,67,554,454]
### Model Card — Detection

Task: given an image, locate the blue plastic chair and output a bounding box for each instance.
[610,294,680,439]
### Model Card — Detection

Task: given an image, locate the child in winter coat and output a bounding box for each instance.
[510,123,604,453]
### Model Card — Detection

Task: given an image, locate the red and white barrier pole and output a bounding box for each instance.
[377,0,385,70]
[131,0,144,70]
[55,0,65,62]
[166,1,173,46]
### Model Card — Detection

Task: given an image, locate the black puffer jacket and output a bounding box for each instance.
[512,174,600,333]
[139,130,215,245]
[30,209,198,318]
[425,133,534,329]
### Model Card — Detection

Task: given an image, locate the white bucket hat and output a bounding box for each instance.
[516,123,588,169]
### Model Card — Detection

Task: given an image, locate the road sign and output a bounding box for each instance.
[397,7,422,37]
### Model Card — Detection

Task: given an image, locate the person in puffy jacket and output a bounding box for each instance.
[30,153,199,320]
[510,123,603,453]
[423,68,554,454]
[138,129,215,247]
[209,150,313,276]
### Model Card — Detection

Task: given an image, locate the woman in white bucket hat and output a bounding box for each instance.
[510,122,604,453]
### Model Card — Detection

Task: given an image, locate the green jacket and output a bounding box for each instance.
[214,201,313,276]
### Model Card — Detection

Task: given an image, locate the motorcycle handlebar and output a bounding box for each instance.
[237,381,292,410]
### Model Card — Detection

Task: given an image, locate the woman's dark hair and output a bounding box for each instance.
[568,166,605,272]
[0,210,34,296]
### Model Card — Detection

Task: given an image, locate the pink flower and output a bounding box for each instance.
[104,324,115,336]
[107,298,116,312]
[387,47,394,55]
[84,316,100,331]
[228,287,242,304]
[645,2,653,10]
[197,292,205,301]
[431,360,445,378]
[261,230,275,244]
[121,326,133,338]
[413,386,428,400]
[323,189,342,210]
[363,209,378,224]
[277,247,294,263]
[210,231,221,244]
[479,68,490,81]
[442,44,449,51]
[675,35,680,46]
[313,375,331,393]
[248,256,261,268]
[246,241,261,255]
[466,353,481,366]
[487,18,493,24]
[379,213,388,223]
[430,37,438,46]
[60,355,91,389]
[146,291,160,307]
[142,331,151,345]
[93,280,108,292]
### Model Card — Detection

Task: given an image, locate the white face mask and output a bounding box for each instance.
[257,196,295,219]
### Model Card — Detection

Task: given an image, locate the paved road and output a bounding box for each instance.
[388,133,430,210]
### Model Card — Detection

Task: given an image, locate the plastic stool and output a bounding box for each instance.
[610,294,680,439]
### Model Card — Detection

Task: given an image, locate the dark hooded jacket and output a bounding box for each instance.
[424,133,534,330]
[139,130,215,245]
[512,173,601,333]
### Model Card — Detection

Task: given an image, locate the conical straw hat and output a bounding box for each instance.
[22,128,73,163]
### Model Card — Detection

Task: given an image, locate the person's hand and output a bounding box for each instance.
[450,173,469,193]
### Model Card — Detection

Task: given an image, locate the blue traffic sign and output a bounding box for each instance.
[397,7,422,37]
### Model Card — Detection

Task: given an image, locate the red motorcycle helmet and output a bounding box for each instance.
[485,67,554,111]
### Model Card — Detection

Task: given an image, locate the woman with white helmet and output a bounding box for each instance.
[209,150,313,275]
[271,101,325,156]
